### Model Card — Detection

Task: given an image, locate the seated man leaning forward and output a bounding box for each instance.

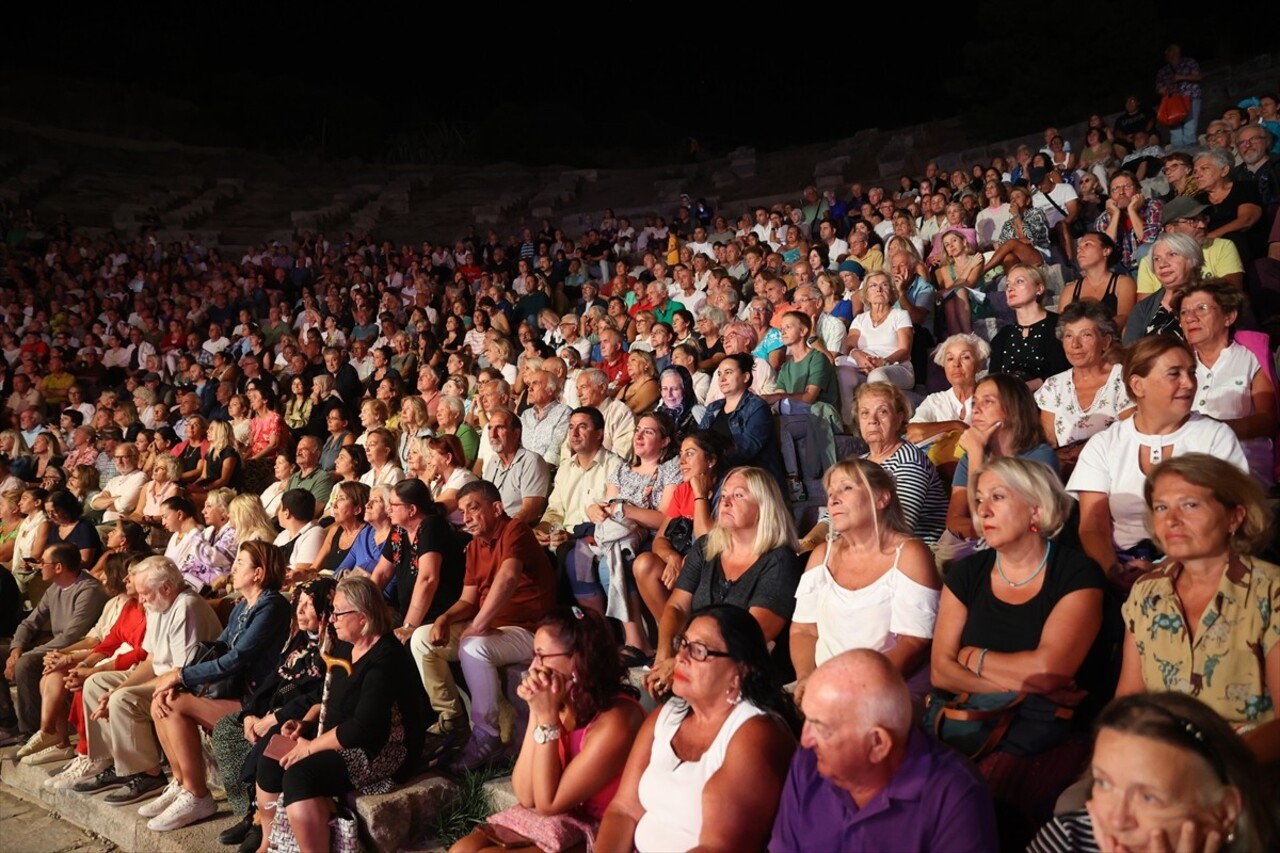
[769,649,998,853]
[411,479,557,773]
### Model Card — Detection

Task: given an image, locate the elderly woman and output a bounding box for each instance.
[450,607,645,853]
[837,271,916,422]
[906,334,988,446]
[140,541,290,832]
[1058,232,1137,330]
[1069,335,1248,591]
[598,606,797,853]
[334,484,395,579]
[644,467,800,698]
[705,320,777,405]
[127,453,181,539]
[793,460,940,704]
[435,394,479,466]
[1110,455,1280,768]
[311,482,372,577]
[986,265,1069,391]
[653,365,706,438]
[747,296,785,371]
[1175,280,1277,485]
[1029,693,1277,853]
[617,349,660,415]
[424,434,477,525]
[1124,232,1204,344]
[943,375,1057,563]
[1035,300,1133,474]
[254,575,427,852]
[1194,147,1267,262]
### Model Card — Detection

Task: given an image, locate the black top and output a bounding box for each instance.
[677,539,800,619]
[1068,273,1120,317]
[1199,181,1267,261]
[381,515,465,623]
[988,311,1070,384]
[328,633,428,782]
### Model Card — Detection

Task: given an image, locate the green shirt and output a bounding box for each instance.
[777,348,838,407]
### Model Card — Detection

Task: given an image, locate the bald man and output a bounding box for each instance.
[770,650,996,852]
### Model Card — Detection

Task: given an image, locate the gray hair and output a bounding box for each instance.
[932,333,991,368]
[335,574,395,637]
[579,368,608,390]
[1152,231,1204,272]
[437,395,464,418]
[700,306,728,326]
[538,369,562,396]
[1192,148,1234,172]
[130,555,185,596]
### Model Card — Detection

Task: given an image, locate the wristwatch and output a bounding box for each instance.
[533,724,562,744]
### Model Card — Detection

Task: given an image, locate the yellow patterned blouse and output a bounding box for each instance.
[1122,556,1279,729]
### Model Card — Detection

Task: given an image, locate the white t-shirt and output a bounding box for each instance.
[1032,183,1078,229]
[1067,414,1248,550]
[1035,363,1132,447]
[910,388,974,426]
[1193,343,1274,485]
[848,308,912,358]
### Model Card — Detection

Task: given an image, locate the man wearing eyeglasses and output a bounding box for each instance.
[0,544,108,747]
[1232,126,1278,209]
[89,444,147,525]
[1135,197,1245,295]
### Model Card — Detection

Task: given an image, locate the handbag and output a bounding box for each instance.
[1157,92,1190,126]
[187,640,241,700]
[664,516,694,556]
[266,802,358,853]
[923,690,1075,761]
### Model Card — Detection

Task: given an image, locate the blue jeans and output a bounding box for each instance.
[1169,97,1201,149]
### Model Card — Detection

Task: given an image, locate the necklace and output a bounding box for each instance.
[996,541,1051,587]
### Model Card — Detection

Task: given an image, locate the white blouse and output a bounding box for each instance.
[1035,363,1132,447]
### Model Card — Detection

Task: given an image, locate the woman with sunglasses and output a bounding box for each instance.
[450,607,645,853]
[598,606,797,853]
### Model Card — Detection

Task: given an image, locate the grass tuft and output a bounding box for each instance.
[429,760,514,846]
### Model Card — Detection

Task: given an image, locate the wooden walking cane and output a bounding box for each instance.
[317,628,352,735]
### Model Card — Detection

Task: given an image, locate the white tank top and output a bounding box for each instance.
[633,698,767,853]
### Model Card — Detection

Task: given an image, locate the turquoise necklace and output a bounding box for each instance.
[996,541,1051,587]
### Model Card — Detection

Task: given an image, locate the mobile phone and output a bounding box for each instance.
[264,734,295,762]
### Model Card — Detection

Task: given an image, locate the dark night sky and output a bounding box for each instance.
[3,4,1272,165]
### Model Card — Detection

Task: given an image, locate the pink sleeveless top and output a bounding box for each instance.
[558,695,643,821]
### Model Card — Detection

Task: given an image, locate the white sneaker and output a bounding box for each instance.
[146,789,216,832]
[138,779,184,818]
[44,755,109,790]
[20,742,75,766]
[15,730,58,758]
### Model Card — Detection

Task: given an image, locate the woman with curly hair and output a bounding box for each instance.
[451,606,645,853]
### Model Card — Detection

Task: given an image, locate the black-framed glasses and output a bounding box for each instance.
[532,650,572,666]
[331,609,359,619]
[672,634,732,662]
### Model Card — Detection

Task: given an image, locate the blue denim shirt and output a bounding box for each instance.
[180,589,291,699]
[699,391,785,484]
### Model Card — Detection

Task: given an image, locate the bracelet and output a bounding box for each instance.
[694,496,709,502]
[975,648,990,677]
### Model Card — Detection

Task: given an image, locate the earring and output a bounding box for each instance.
[726,689,742,706]
[1029,523,1039,534]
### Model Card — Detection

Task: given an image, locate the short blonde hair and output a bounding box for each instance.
[933,333,991,368]
[975,457,1073,539]
[152,453,180,481]
[229,494,277,546]
[336,574,395,637]
[1144,453,1273,554]
[851,382,913,437]
[703,466,798,561]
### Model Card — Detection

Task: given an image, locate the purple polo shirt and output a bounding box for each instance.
[769,728,996,853]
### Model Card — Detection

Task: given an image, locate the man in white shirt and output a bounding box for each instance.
[669,265,707,316]
[563,370,634,464]
[818,222,848,269]
[685,226,716,260]
[918,194,950,243]
[89,444,147,523]
[1030,168,1079,231]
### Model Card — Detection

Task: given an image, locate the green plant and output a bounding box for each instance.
[429,763,514,846]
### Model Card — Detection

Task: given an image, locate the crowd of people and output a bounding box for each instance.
[1,48,1278,852]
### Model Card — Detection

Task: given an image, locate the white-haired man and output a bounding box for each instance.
[72,557,221,811]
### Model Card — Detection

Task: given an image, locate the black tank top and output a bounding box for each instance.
[1069,272,1120,315]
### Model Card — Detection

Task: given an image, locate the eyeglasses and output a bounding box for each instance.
[672,634,732,662]
[387,501,406,508]
[1178,303,1217,319]
[1206,130,1230,138]
[532,650,572,666]
[331,609,360,619]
